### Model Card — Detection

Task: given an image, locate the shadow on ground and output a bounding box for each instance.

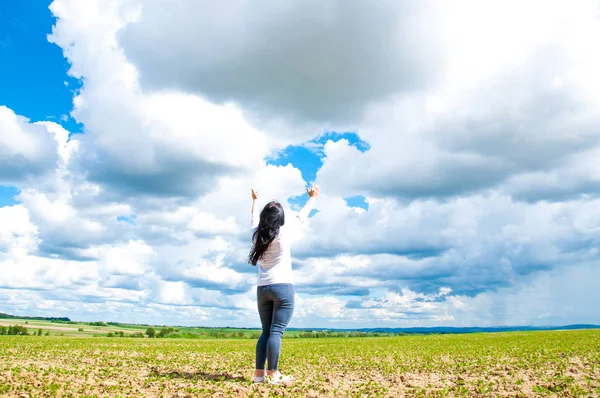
[150,367,247,382]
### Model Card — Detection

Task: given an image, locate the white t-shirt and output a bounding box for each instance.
[251,202,313,286]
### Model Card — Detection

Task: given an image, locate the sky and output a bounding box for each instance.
[0,0,599,328]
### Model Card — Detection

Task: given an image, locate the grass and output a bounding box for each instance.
[0,329,598,397]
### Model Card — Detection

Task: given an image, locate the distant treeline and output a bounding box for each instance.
[0,325,29,335]
[0,312,71,323]
[293,331,401,338]
[101,327,401,339]
[0,325,50,336]
[105,327,180,339]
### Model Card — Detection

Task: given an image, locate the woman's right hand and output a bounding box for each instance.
[251,188,259,200]
[307,183,320,198]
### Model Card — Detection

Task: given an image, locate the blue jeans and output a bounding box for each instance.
[255,283,295,371]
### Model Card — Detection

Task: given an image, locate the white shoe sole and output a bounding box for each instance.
[268,377,293,385]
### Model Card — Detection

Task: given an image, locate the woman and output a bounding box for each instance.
[249,184,320,384]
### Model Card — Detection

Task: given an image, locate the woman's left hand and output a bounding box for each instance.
[251,188,259,200]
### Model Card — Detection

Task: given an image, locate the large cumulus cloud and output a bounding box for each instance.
[118,0,442,124]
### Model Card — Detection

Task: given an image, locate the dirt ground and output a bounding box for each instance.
[1,330,599,397]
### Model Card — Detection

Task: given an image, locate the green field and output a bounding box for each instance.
[0,329,599,397]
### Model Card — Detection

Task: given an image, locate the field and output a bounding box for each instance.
[0,329,599,397]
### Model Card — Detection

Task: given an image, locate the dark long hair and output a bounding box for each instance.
[248,201,285,266]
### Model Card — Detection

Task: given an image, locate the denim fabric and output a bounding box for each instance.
[255,283,295,370]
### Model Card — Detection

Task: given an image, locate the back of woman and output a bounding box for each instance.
[248,184,320,384]
[251,205,305,286]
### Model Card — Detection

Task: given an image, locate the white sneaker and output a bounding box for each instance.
[267,370,293,385]
[252,375,265,383]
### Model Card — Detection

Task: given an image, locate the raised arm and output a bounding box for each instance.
[251,188,259,229]
[297,183,320,223]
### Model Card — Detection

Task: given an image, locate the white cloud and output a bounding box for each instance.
[295,295,347,320]
[178,247,252,292]
[153,280,189,306]
[315,0,600,201]
[48,0,272,199]
[118,0,443,125]
[0,205,38,257]
[99,240,154,276]
[0,106,60,184]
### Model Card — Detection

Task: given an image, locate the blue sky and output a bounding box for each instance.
[1,0,600,328]
[0,0,80,131]
[0,185,19,207]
